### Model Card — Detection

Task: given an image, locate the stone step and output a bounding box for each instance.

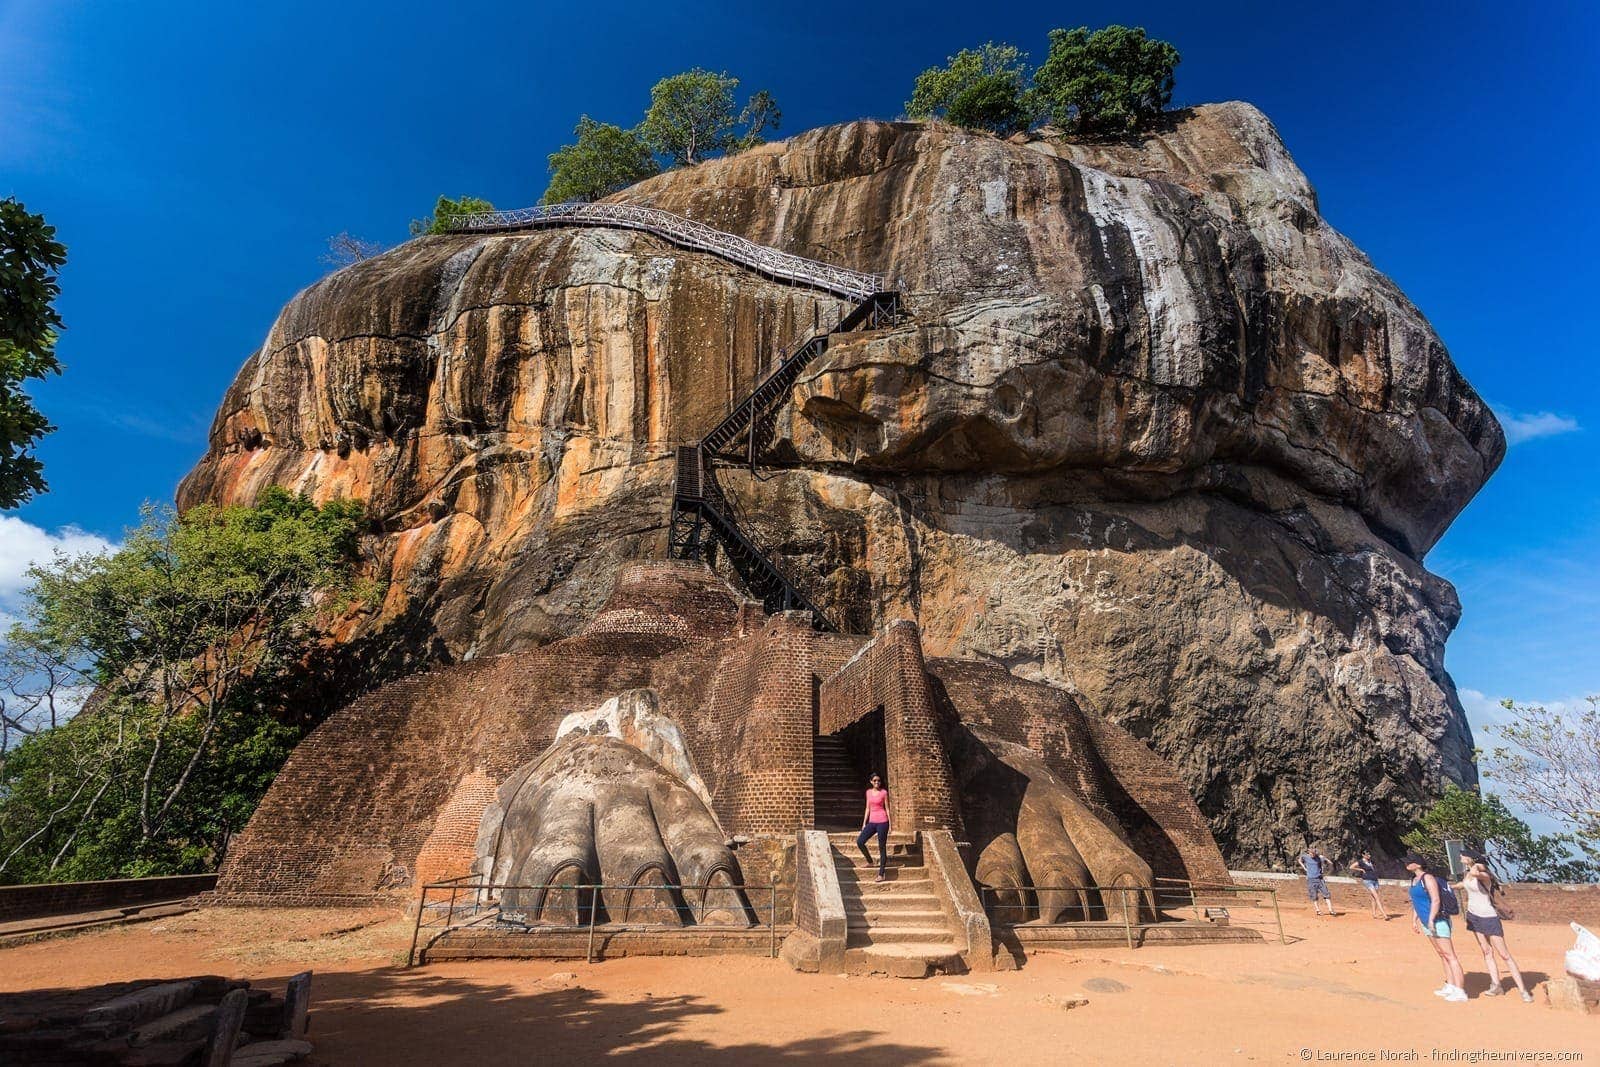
[231,1038,316,1065]
[839,877,933,895]
[846,926,956,945]
[842,942,964,978]
[845,894,942,913]
[846,911,946,929]
[82,981,200,1030]
[832,854,919,869]
[130,1003,217,1046]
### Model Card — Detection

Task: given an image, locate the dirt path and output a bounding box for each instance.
[1,904,1592,1064]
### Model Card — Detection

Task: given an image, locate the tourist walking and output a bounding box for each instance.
[1299,847,1337,915]
[857,773,891,882]
[1348,850,1389,919]
[1461,858,1533,1001]
[1403,853,1466,1002]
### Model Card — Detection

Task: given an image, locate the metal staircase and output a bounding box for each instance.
[667,288,900,631]
[444,202,901,631]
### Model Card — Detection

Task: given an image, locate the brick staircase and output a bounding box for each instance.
[828,833,964,978]
[812,735,863,831]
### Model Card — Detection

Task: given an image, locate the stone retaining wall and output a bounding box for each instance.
[1231,871,1600,926]
[0,875,217,924]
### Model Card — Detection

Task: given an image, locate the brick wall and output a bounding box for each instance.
[0,875,217,923]
[213,558,1233,908]
[819,621,961,835]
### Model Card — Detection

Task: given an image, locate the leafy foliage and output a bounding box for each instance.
[0,197,67,507]
[1033,25,1180,135]
[0,489,371,883]
[409,195,495,236]
[1400,784,1596,883]
[736,89,782,151]
[905,43,1033,135]
[543,117,661,204]
[640,69,779,165]
[1483,695,1600,864]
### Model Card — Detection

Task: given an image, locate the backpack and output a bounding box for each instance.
[1437,879,1461,917]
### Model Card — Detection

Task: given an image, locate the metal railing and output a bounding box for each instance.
[980,879,1286,947]
[441,202,889,301]
[407,876,782,967]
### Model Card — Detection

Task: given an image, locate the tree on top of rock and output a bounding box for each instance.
[543,117,660,204]
[0,197,66,508]
[640,69,780,166]
[905,43,1033,136]
[409,195,495,236]
[1033,25,1180,136]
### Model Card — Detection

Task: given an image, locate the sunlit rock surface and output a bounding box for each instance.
[179,104,1502,865]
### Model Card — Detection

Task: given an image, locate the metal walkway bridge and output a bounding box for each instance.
[445,203,901,630]
[443,203,888,301]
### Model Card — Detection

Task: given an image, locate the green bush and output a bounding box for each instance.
[905,43,1031,135]
[639,69,780,166]
[409,195,494,236]
[0,488,371,883]
[543,117,660,204]
[1033,25,1180,135]
[1400,784,1596,883]
[0,197,66,507]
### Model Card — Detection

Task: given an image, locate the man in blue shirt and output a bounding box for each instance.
[1299,847,1338,916]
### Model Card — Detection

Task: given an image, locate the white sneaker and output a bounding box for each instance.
[1443,986,1468,1002]
[1433,985,1452,997]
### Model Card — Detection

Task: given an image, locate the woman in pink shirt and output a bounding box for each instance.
[857,774,891,882]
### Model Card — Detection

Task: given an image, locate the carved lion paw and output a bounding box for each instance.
[476,691,749,927]
[954,726,1154,923]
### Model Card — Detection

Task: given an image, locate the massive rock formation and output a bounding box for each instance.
[179,103,1502,866]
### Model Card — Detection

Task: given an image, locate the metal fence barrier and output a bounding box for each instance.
[407,877,781,967]
[979,879,1285,947]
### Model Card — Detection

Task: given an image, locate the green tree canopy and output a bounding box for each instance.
[905,43,1032,135]
[640,69,779,165]
[0,197,67,508]
[409,195,495,236]
[0,488,371,883]
[543,117,661,204]
[1033,25,1180,136]
[1400,784,1596,884]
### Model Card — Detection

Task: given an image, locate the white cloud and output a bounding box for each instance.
[0,516,118,603]
[1494,409,1581,445]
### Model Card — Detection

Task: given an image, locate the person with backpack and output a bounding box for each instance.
[1403,853,1466,1001]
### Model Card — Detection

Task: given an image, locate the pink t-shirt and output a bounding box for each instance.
[865,788,889,824]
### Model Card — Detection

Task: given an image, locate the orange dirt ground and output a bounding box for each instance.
[1,899,1593,1064]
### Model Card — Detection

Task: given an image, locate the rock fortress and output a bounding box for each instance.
[178,103,1500,974]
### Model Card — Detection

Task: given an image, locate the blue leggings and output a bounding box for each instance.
[857,821,889,872]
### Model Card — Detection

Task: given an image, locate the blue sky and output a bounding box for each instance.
[1,2,1595,775]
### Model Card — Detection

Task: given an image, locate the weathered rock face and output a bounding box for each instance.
[179,103,1502,867]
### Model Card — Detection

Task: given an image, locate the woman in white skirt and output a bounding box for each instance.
[1461,858,1532,1001]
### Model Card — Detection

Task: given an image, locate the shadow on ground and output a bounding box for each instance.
[304,966,947,1065]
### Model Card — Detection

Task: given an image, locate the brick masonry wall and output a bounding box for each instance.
[214,558,1234,908]
[0,875,218,923]
[819,621,961,835]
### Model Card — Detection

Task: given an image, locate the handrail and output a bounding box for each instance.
[442,202,888,301]
[407,878,782,966]
[979,880,1286,945]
